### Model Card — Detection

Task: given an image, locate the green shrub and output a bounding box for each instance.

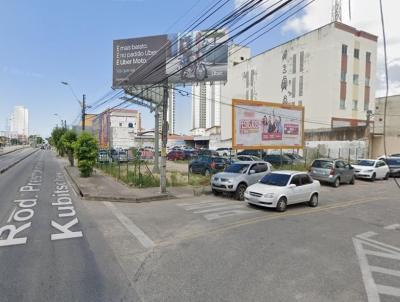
[74,132,98,177]
[60,130,77,166]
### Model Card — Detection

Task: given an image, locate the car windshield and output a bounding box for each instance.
[260,173,290,186]
[312,160,333,169]
[224,163,249,173]
[355,160,375,166]
[387,158,400,165]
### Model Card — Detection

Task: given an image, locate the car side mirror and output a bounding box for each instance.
[288,184,296,188]
[249,170,256,174]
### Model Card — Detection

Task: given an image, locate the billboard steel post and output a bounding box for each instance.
[160,83,169,193]
[153,108,160,174]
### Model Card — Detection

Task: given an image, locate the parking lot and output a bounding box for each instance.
[82,178,400,302]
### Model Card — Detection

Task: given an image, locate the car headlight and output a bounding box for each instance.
[226,179,233,184]
[365,169,374,173]
[264,193,275,198]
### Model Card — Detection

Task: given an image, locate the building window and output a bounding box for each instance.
[342,44,348,55]
[299,76,303,96]
[298,100,303,106]
[353,74,359,85]
[352,100,358,111]
[366,52,371,63]
[292,77,296,98]
[292,54,297,73]
[299,51,304,72]
[365,77,370,87]
[128,122,133,128]
[354,48,360,59]
[119,122,123,127]
[341,72,346,82]
[340,99,346,110]
[364,101,369,111]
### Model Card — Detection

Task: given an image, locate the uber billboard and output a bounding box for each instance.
[113,35,168,87]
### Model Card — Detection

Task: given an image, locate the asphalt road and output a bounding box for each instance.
[0,148,36,172]
[0,150,141,302]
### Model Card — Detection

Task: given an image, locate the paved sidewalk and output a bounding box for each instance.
[0,145,28,156]
[64,164,211,203]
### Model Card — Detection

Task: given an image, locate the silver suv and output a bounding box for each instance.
[211,161,272,200]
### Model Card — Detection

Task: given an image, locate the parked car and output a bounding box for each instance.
[309,159,355,187]
[263,154,293,166]
[238,149,267,158]
[382,157,400,177]
[211,161,272,200]
[377,153,400,160]
[236,155,262,162]
[183,149,198,160]
[198,149,219,157]
[215,147,233,157]
[284,153,304,163]
[167,150,185,161]
[352,159,390,181]
[110,149,128,162]
[244,171,320,212]
[189,156,227,175]
[98,150,111,163]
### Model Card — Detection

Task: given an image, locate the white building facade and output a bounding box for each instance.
[220,22,378,141]
[10,106,29,138]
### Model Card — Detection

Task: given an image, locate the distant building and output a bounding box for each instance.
[9,106,29,139]
[92,109,141,149]
[220,22,378,142]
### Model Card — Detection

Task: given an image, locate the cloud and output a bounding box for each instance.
[281,0,400,97]
[2,66,43,79]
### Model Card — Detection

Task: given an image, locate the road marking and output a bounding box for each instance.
[193,205,245,214]
[103,201,155,249]
[384,224,400,230]
[353,232,400,301]
[6,208,17,223]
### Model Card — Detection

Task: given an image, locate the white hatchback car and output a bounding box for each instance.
[352,159,390,181]
[244,171,320,212]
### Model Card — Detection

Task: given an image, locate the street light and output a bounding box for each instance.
[61,81,89,131]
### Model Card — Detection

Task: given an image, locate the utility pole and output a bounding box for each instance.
[153,107,160,174]
[366,110,373,158]
[160,83,169,193]
[82,94,86,131]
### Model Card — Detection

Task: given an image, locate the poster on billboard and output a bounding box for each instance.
[113,35,168,88]
[232,99,304,149]
[166,29,228,83]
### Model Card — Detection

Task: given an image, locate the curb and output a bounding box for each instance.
[0,149,39,174]
[64,166,176,203]
[0,146,28,157]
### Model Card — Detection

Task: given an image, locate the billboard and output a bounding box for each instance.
[232,99,304,149]
[166,29,228,83]
[113,35,168,87]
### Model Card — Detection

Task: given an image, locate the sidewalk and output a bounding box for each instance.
[0,145,28,156]
[64,163,212,203]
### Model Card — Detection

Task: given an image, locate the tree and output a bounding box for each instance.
[60,130,77,166]
[74,132,98,177]
[51,127,67,156]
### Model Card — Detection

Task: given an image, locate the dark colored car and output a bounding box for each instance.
[263,154,293,166]
[183,149,198,160]
[98,150,111,163]
[383,157,400,177]
[284,153,304,163]
[167,150,185,161]
[189,156,227,175]
[110,149,128,162]
[198,149,219,157]
[238,150,267,158]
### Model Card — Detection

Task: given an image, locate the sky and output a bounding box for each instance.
[0,0,398,138]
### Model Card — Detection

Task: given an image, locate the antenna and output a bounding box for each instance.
[331,0,342,22]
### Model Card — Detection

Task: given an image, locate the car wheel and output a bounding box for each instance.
[349,176,355,185]
[212,189,221,196]
[370,173,376,182]
[235,183,247,201]
[204,169,210,176]
[333,178,340,188]
[276,197,287,212]
[308,194,318,207]
[384,172,390,180]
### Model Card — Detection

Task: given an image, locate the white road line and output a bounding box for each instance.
[103,202,155,249]
[357,231,378,239]
[370,266,400,278]
[177,200,216,207]
[183,202,232,211]
[376,285,400,297]
[194,205,245,214]
[384,224,400,230]
[364,250,400,260]
[6,208,17,223]
[204,209,253,221]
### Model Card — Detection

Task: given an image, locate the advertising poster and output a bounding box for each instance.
[232,99,304,149]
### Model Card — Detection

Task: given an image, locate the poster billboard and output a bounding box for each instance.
[166,29,228,83]
[113,35,168,87]
[232,99,304,149]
